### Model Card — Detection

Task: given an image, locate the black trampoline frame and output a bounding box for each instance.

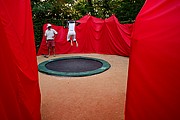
[38,56,111,77]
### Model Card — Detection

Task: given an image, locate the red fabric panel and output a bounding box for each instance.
[0,0,41,120]
[125,1,180,120]
[37,15,132,56]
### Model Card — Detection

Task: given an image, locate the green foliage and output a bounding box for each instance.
[31,0,144,51]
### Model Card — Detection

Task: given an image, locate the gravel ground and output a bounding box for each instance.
[37,53,129,120]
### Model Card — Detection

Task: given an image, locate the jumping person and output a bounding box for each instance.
[66,16,80,47]
[44,23,58,58]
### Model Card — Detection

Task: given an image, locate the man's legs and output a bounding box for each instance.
[45,40,55,58]
[52,46,55,57]
[72,35,78,47]
[67,32,73,46]
[51,41,55,57]
[45,41,50,58]
[48,47,51,57]
[75,41,78,47]
[70,39,73,46]
[67,39,73,46]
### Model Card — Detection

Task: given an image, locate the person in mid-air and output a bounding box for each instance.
[66,16,80,47]
[44,23,58,58]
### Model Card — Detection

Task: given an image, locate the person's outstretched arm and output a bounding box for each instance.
[75,21,80,26]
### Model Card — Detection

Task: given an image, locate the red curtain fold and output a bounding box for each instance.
[37,15,133,56]
[0,0,41,120]
[125,1,180,120]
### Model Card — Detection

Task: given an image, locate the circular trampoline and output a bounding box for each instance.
[38,56,111,77]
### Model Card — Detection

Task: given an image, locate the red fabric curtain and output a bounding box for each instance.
[125,1,180,120]
[37,15,133,56]
[0,0,41,120]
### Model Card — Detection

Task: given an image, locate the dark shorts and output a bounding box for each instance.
[47,40,55,47]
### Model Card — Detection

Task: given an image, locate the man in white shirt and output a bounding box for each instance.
[44,24,58,57]
[66,16,80,47]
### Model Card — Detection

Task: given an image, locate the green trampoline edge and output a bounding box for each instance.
[38,56,111,77]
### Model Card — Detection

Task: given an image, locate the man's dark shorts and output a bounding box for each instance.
[47,40,55,47]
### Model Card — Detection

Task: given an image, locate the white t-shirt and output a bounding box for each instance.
[68,21,75,31]
[45,28,58,40]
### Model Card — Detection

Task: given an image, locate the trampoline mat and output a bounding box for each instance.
[38,56,111,77]
[45,58,103,72]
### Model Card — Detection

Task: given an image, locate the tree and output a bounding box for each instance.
[32,0,145,51]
